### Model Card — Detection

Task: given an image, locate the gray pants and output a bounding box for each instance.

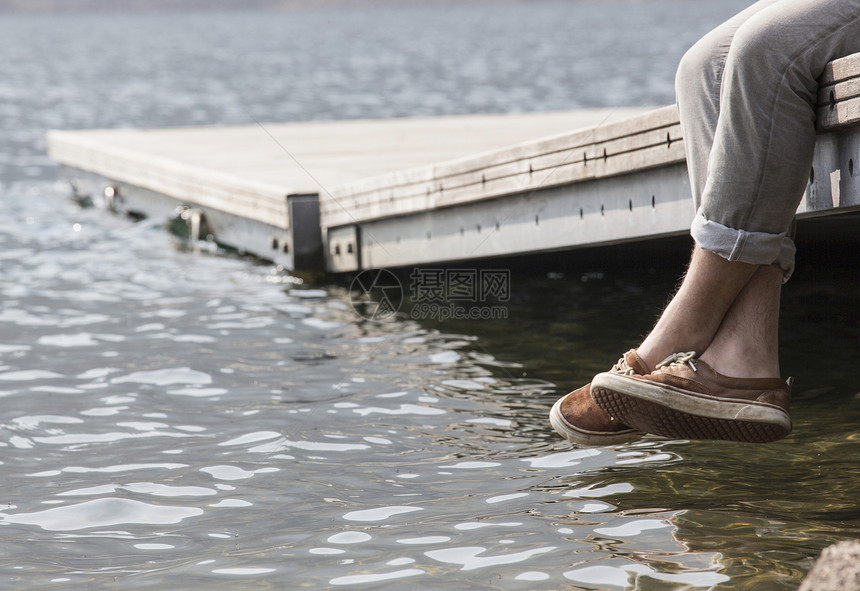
[676,0,860,280]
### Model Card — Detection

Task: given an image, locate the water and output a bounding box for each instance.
[2,1,859,589]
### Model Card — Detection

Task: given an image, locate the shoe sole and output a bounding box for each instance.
[591,373,791,443]
[549,395,641,446]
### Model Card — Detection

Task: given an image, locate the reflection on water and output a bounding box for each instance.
[2,188,858,589]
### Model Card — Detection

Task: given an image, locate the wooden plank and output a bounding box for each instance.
[326,126,598,203]
[818,75,860,103]
[434,140,687,209]
[434,127,602,178]
[51,109,647,210]
[435,123,683,199]
[326,114,683,217]
[817,96,860,130]
[819,52,860,85]
[49,130,290,227]
[331,105,680,201]
[816,52,860,130]
[591,105,680,143]
[440,123,681,191]
[323,119,685,226]
[321,134,688,227]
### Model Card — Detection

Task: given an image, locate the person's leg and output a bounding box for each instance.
[643,0,860,372]
[693,0,860,280]
[591,0,860,442]
[635,245,758,372]
[548,1,783,446]
[631,0,785,375]
[675,0,779,207]
[699,263,783,379]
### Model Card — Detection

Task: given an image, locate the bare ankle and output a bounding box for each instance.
[699,348,779,379]
[637,331,709,374]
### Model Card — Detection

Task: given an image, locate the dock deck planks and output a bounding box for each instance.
[48,109,649,231]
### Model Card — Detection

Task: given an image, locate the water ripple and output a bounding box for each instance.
[424,546,557,571]
[343,506,423,522]
[0,498,203,531]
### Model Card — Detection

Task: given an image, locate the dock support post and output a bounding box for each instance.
[287,194,324,271]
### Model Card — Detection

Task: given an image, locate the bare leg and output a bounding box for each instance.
[699,263,781,378]
[590,257,788,442]
[635,245,758,371]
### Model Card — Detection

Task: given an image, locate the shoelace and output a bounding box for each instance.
[610,354,636,375]
[655,351,698,372]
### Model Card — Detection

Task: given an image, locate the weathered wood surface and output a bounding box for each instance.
[49,128,292,228]
[48,109,649,229]
[817,52,860,130]
[322,106,684,228]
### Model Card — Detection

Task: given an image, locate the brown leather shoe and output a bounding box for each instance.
[591,352,792,443]
[549,350,649,446]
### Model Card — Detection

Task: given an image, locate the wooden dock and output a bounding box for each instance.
[48,52,860,273]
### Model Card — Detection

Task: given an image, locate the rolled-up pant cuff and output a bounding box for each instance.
[691,211,796,282]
